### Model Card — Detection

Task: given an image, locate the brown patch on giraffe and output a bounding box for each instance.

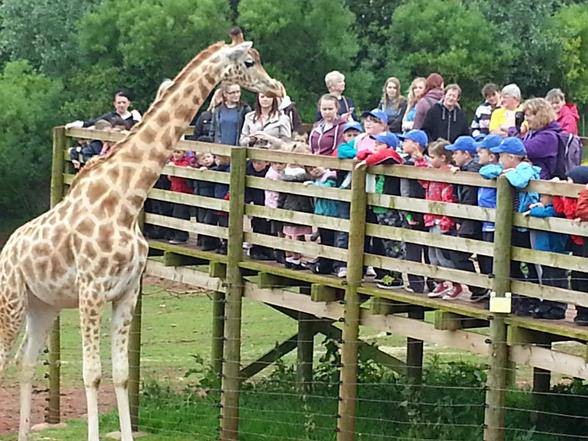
[99,192,119,218]
[170,95,179,105]
[106,167,120,184]
[128,195,143,210]
[76,219,95,237]
[183,85,195,97]
[155,111,171,126]
[37,260,49,279]
[204,72,215,86]
[174,104,192,122]
[83,242,98,260]
[86,181,109,204]
[139,125,157,144]
[117,207,134,228]
[135,168,158,193]
[159,127,174,148]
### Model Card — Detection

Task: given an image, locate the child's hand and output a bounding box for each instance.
[550,177,560,182]
[303,180,313,186]
[522,210,531,217]
[407,219,419,226]
[449,165,459,174]
[528,202,543,209]
[199,166,208,170]
[585,183,588,190]
[411,150,423,160]
[355,160,366,170]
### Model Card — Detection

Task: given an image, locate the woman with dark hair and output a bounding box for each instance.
[378,77,407,133]
[211,82,251,146]
[65,89,142,129]
[239,92,292,149]
[413,73,444,130]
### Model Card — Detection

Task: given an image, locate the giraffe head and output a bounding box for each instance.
[217,28,284,98]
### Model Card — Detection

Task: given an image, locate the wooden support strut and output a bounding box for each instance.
[210,262,227,377]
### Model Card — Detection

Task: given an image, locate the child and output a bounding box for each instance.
[305,166,338,274]
[553,166,588,325]
[524,194,568,320]
[69,119,112,169]
[446,136,489,302]
[356,132,405,289]
[482,137,541,316]
[265,161,286,263]
[475,135,502,281]
[209,155,231,254]
[413,140,458,298]
[471,83,500,138]
[245,154,272,260]
[278,144,314,270]
[168,149,193,244]
[194,152,218,251]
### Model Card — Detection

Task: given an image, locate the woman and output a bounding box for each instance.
[309,94,346,156]
[402,77,426,132]
[211,82,251,146]
[413,73,444,130]
[489,83,522,136]
[65,89,142,129]
[378,77,407,133]
[240,93,292,149]
[521,98,560,180]
[545,88,579,135]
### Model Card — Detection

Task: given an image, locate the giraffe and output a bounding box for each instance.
[0,28,282,441]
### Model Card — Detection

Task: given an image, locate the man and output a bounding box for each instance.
[421,84,469,143]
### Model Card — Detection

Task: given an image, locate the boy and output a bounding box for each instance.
[356,132,405,288]
[471,84,500,138]
[245,155,271,260]
[446,136,488,301]
[168,149,193,244]
[398,129,435,294]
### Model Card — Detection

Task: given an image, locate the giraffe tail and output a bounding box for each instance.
[0,288,26,380]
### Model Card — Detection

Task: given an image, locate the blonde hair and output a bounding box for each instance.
[428,139,452,164]
[522,97,557,130]
[324,71,345,89]
[381,77,405,109]
[406,77,426,109]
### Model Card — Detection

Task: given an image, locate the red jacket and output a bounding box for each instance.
[553,195,583,246]
[577,189,588,221]
[557,103,579,135]
[358,148,404,166]
[415,158,456,232]
[169,157,193,194]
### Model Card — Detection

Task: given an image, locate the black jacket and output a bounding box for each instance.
[399,160,426,230]
[455,159,482,238]
[421,102,469,143]
[277,167,313,213]
[189,110,214,142]
[245,161,269,206]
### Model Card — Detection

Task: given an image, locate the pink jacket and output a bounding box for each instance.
[557,103,579,135]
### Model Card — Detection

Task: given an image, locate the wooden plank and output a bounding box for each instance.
[247,147,353,171]
[510,345,588,380]
[239,259,345,288]
[367,193,496,223]
[511,280,588,309]
[163,251,206,267]
[310,284,338,303]
[368,165,496,188]
[371,298,423,315]
[512,213,588,237]
[506,313,588,342]
[239,334,299,380]
[148,188,229,211]
[244,232,348,261]
[363,253,492,289]
[209,262,227,279]
[526,179,586,198]
[257,272,307,289]
[148,239,228,263]
[246,175,351,202]
[511,246,588,272]
[433,311,488,331]
[245,205,350,232]
[145,259,225,292]
[145,213,228,239]
[163,164,230,183]
[365,223,494,256]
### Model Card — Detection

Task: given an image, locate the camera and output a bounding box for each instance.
[514,111,525,131]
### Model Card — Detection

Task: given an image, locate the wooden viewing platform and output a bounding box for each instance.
[47,126,588,441]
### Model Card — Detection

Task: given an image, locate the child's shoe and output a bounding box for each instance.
[337,267,348,278]
[364,266,377,281]
[427,282,448,298]
[442,283,465,300]
[376,274,404,290]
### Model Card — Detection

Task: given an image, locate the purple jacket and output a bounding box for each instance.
[413,88,444,129]
[309,117,346,156]
[523,121,560,180]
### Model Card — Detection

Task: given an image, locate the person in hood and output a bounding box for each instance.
[520,98,560,180]
[413,73,444,129]
[421,84,469,143]
[309,94,346,156]
[545,88,579,135]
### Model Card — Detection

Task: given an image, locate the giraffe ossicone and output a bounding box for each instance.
[0,28,282,441]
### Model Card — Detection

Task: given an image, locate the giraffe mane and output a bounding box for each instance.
[69,40,226,190]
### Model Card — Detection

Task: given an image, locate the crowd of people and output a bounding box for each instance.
[65,71,588,323]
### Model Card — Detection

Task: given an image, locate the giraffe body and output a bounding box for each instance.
[0,32,282,441]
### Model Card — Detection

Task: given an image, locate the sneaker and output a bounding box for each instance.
[469,290,490,303]
[337,267,348,278]
[377,275,404,290]
[427,282,448,298]
[442,284,465,300]
[364,266,377,280]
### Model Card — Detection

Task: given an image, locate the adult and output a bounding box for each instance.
[489,83,522,136]
[421,84,469,143]
[412,73,444,130]
[520,97,560,180]
[378,77,407,133]
[240,92,292,149]
[545,88,579,135]
[402,77,426,132]
[471,83,501,138]
[316,70,356,121]
[190,89,223,142]
[309,94,346,156]
[211,82,251,146]
[65,89,142,129]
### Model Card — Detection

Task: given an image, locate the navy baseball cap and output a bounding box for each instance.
[372,132,399,149]
[446,136,477,154]
[361,108,388,125]
[475,134,502,151]
[490,137,527,156]
[342,121,363,133]
[398,129,428,149]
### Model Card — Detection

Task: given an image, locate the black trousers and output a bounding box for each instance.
[478,231,494,276]
[405,241,435,293]
[250,217,273,256]
[170,202,190,242]
[449,233,487,295]
[571,241,588,317]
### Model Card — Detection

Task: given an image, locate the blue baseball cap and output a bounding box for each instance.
[446,136,477,154]
[398,129,428,149]
[475,134,502,151]
[342,121,363,133]
[361,108,388,125]
[490,137,527,156]
[372,132,399,149]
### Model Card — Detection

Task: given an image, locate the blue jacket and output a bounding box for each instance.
[477,171,497,232]
[313,170,339,217]
[479,162,540,214]
[529,204,568,253]
[337,139,357,159]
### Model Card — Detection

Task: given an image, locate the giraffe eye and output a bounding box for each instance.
[244,60,255,68]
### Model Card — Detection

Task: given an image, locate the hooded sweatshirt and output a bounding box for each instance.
[309,117,346,156]
[421,102,469,143]
[557,103,579,135]
[413,88,444,130]
[522,120,560,180]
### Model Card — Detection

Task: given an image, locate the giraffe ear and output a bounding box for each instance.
[225,41,253,61]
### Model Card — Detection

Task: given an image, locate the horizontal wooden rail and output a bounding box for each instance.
[245,205,350,232]
[247,147,353,171]
[148,188,230,211]
[243,232,348,261]
[145,213,228,239]
[245,176,351,202]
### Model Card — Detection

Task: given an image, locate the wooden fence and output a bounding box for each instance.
[49,126,588,441]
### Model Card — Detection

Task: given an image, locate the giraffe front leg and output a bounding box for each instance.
[111,289,139,441]
[80,294,105,441]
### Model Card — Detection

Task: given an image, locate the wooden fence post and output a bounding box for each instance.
[220,147,247,440]
[337,166,367,441]
[406,309,425,385]
[47,126,66,423]
[484,175,513,441]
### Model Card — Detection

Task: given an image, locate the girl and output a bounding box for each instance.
[309,94,346,156]
[379,77,407,133]
[402,77,426,132]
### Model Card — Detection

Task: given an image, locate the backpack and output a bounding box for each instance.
[554,131,583,179]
